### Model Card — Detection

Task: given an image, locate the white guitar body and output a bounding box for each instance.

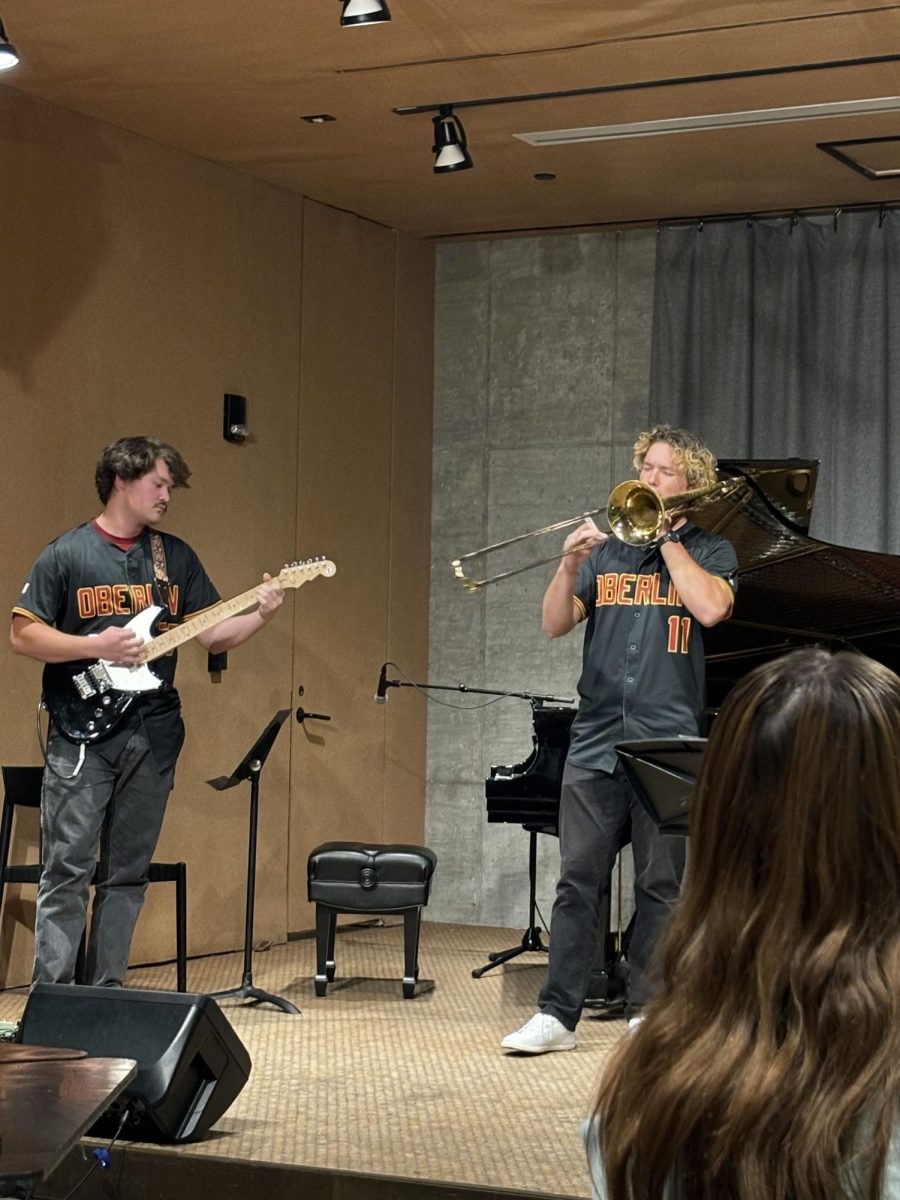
[91,605,166,693]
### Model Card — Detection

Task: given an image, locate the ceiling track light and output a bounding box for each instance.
[398,50,900,178]
[0,18,19,71]
[339,0,390,27]
[432,107,473,174]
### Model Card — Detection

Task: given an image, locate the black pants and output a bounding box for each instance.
[538,759,686,1030]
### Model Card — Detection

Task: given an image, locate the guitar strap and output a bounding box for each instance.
[149,531,176,618]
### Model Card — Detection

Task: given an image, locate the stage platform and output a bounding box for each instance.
[0,921,626,1200]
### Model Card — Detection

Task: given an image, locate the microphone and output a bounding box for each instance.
[375,663,389,704]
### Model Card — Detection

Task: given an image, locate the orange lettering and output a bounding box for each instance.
[616,574,636,605]
[667,614,679,652]
[75,582,158,621]
[651,575,666,605]
[597,574,618,605]
[77,588,96,619]
[634,576,653,605]
[680,616,692,653]
[131,584,153,611]
[667,615,693,654]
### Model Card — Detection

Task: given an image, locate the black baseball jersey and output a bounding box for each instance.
[566,523,738,772]
[13,521,220,769]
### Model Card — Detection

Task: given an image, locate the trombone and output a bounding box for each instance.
[452,476,742,592]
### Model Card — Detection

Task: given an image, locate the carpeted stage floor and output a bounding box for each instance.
[0,921,627,1200]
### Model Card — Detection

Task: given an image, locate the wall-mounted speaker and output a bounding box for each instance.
[18,984,251,1143]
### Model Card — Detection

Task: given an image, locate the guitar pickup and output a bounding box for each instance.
[88,664,114,692]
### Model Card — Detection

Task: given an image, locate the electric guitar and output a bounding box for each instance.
[42,558,336,744]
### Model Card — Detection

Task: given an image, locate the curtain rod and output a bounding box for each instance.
[658,199,899,230]
[430,200,900,242]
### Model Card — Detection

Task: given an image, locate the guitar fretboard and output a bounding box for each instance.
[139,586,266,664]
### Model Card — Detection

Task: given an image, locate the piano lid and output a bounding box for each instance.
[687,458,900,681]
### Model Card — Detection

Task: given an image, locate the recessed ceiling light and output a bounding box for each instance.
[302,114,337,124]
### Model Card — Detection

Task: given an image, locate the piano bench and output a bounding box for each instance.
[307,842,437,999]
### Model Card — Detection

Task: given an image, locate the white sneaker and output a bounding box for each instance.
[501,1013,576,1054]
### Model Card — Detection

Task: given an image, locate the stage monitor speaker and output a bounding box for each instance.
[18,983,251,1143]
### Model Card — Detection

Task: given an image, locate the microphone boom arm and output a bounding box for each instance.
[375,665,572,707]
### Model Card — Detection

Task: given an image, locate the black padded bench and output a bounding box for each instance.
[307,842,437,998]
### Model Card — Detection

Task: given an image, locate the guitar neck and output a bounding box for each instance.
[141,586,263,663]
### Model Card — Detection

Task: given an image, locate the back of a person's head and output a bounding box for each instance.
[593,648,900,1200]
[691,647,900,956]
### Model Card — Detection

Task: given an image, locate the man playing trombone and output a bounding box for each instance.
[501,425,738,1054]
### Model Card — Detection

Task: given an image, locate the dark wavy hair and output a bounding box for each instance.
[591,647,900,1200]
[95,437,191,504]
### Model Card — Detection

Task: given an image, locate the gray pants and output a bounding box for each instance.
[538,759,686,1030]
[34,729,173,987]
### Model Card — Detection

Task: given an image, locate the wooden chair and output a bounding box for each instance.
[0,765,188,991]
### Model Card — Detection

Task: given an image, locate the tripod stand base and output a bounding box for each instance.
[209,982,300,1015]
[471,926,548,978]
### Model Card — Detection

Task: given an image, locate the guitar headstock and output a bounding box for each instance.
[277,558,337,589]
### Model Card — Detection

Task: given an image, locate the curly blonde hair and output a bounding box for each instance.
[632,425,718,489]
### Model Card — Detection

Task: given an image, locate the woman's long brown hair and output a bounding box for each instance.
[592,648,900,1200]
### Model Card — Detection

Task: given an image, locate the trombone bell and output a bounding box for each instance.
[607,480,676,545]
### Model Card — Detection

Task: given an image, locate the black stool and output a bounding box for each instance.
[307,842,437,998]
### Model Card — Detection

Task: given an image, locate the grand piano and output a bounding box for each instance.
[482,459,900,981]
[487,457,900,826]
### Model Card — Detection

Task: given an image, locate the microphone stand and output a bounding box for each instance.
[374,666,575,977]
[376,669,572,708]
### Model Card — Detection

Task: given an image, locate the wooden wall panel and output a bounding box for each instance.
[0,91,435,983]
[287,204,433,933]
[0,88,302,984]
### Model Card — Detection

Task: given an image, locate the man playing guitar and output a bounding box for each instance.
[10,436,284,988]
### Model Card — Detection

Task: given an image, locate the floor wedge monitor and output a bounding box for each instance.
[18,983,251,1142]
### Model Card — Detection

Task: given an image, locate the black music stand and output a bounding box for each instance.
[615,737,707,835]
[207,709,299,1014]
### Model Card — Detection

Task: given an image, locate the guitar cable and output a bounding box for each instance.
[35,700,87,780]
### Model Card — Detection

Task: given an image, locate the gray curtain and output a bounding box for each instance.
[649,210,900,550]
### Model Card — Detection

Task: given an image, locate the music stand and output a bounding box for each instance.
[615,737,707,836]
[471,820,552,978]
[207,709,299,1014]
